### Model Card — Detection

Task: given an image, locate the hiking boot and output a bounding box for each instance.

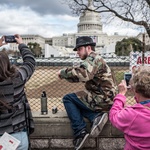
[90,113,108,137]
[73,130,89,150]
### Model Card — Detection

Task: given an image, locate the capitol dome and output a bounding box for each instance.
[77,0,102,33]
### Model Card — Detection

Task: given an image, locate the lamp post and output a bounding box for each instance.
[142,33,145,65]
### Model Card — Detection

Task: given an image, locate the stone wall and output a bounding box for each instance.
[30,111,125,150]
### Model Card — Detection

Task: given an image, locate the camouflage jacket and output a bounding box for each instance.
[60,52,116,111]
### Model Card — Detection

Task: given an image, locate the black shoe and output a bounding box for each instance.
[90,113,108,137]
[73,130,89,150]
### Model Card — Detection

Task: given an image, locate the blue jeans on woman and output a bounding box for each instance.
[11,131,29,150]
[62,93,100,137]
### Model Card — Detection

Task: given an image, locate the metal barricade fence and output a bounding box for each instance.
[22,56,136,112]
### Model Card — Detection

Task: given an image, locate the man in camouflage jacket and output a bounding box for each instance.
[58,36,116,150]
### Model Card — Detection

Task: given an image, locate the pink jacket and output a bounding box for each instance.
[109,94,150,150]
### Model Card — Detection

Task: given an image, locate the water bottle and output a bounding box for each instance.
[41,91,48,115]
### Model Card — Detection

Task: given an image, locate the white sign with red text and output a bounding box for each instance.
[130,51,150,72]
[0,132,20,150]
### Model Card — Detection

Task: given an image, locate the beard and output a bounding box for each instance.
[80,50,88,60]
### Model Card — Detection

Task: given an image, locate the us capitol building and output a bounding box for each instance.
[9,0,149,58]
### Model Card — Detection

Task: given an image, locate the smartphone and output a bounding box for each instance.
[4,35,16,43]
[124,73,132,87]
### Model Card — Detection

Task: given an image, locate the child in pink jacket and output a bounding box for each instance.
[109,66,150,150]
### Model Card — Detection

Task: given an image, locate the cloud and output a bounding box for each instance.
[102,16,141,36]
[0,0,141,38]
[0,1,78,37]
[0,0,71,15]
[103,25,140,36]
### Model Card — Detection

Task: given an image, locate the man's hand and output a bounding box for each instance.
[118,80,127,96]
[57,70,62,79]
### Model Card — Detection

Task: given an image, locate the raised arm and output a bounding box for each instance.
[15,34,36,82]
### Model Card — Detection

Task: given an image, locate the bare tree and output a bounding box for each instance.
[64,0,150,37]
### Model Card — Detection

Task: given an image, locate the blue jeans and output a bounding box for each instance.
[11,131,28,150]
[63,93,100,137]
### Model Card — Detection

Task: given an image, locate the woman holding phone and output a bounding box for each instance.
[109,66,150,150]
[0,34,35,150]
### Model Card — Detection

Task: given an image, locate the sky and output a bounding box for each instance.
[0,0,142,39]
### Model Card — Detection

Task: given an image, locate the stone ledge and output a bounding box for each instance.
[30,111,125,149]
[31,111,124,138]
[31,138,125,150]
